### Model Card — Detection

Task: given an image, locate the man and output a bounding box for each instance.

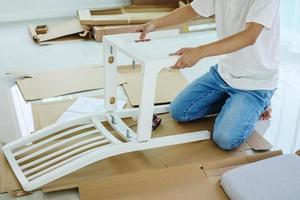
[133,0,280,150]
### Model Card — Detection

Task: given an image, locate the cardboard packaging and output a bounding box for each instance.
[15,65,189,130]
[92,25,135,42]
[121,67,188,106]
[79,164,220,200]
[78,9,171,26]
[78,2,189,26]
[0,112,273,195]
[78,150,283,200]
[132,0,191,5]
[16,65,125,101]
[3,63,274,197]
[15,65,124,131]
[89,1,215,42]
[91,16,215,42]
[28,19,91,45]
[31,99,75,130]
[0,153,22,194]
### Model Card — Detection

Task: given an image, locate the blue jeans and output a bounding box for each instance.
[170,65,274,150]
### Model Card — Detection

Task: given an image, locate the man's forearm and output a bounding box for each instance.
[152,5,199,29]
[199,23,264,58]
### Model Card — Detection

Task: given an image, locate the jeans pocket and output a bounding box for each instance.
[254,90,274,98]
[246,89,274,109]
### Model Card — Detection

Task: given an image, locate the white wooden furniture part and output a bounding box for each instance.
[0,76,24,143]
[2,29,210,191]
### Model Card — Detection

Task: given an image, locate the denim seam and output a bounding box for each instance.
[240,108,260,143]
[182,90,221,120]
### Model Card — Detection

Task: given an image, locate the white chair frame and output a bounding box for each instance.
[2,29,210,191]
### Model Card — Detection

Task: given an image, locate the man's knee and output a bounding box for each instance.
[212,129,245,151]
[169,101,187,122]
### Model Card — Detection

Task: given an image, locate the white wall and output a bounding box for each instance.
[0,0,131,23]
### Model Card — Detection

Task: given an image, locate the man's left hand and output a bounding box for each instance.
[170,47,204,69]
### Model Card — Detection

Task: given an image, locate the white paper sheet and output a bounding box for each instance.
[57,97,127,123]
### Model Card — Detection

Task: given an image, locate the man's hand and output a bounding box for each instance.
[170,47,204,69]
[131,5,199,41]
[132,22,156,40]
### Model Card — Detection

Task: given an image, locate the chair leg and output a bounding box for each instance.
[104,44,117,112]
[137,64,160,142]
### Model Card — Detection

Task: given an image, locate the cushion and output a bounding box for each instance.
[221,154,300,200]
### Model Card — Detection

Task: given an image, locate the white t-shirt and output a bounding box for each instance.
[191,0,280,90]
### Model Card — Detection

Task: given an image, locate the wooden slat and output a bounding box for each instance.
[4,116,92,150]
[13,124,95,157]
[20,136,104,170]
[27,143,114,181]
[24,139,110,176]
[16,130,99,164]
[91,117,122,144]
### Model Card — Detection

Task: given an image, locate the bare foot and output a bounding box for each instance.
[260,107,272,120]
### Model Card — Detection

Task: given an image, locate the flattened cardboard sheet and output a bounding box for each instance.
[31,100,75,130]
[28,19,90,45]
[79,164,220,200]
[122,67,188,106]
[78,151,283,200]
[201,150,283,174]
[0,153,21,194]
[246,130,273,151]
[16,65,125,101]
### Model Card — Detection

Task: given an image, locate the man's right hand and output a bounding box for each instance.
[131,5,197,40]
[132,22,156,40]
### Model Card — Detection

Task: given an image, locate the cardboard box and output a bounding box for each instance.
[78,4,181,26]
[91,16,215,42]
[28,19,91,45]
[78,150,283,200]
[92,25,135,42]
[78,9,171,26]
[90,1,215,42]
